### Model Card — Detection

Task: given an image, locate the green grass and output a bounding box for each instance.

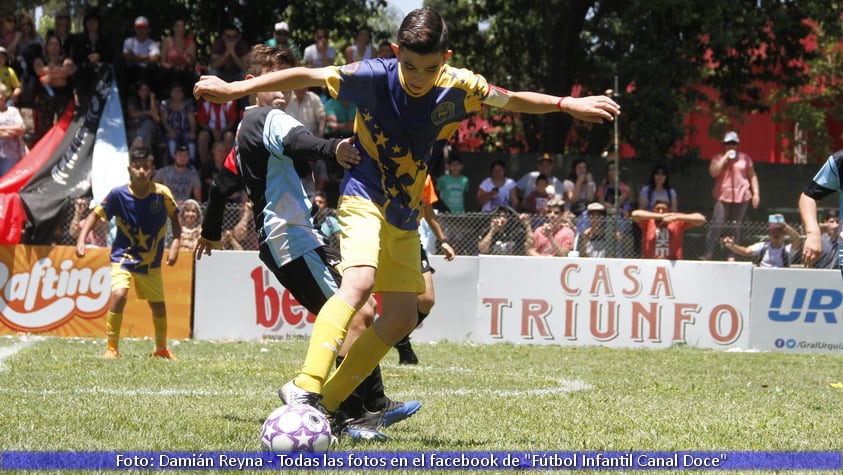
[1,335,842,473]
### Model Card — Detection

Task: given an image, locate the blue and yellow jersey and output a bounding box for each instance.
[325,58,489,229]
[94,183,178,274]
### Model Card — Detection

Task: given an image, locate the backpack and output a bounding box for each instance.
[754,242,789,267]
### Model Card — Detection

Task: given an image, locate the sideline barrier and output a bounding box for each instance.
[0,245,192,339]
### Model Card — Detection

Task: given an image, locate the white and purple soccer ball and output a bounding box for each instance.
[260,404,332,452]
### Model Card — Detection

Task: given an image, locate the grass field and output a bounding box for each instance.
[1,334,843,473]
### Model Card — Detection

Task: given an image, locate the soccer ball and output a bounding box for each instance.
[260,404,332,452]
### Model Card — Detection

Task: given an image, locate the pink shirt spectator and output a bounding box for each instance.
[532,225,574,256]
[711,151,754,203]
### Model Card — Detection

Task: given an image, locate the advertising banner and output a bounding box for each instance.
[749,267,843,353]
[475,257,752,349]
[0,245,192,339]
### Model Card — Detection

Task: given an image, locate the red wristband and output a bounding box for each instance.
[556,96,569,110]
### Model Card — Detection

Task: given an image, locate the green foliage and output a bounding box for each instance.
[3,335,843,466]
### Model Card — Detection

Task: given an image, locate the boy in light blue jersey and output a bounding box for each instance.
[799,149,843,273]
[195,7,620,419]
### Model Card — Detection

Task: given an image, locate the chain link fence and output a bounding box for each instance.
[49,196,804,265]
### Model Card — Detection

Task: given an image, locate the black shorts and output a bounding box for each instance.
[259,244,341,315]
[420,246,434,274]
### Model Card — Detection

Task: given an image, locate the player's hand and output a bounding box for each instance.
[441,242,456,261]
[193,75,239,103]
[194,237,221,261]
[802,233,822,267]
[335,137,360,169]
[75,242,86,258]
[561,96,621,124]
[166,246,179,266]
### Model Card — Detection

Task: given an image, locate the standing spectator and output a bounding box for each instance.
[11,13,42,107]
[435,154,468,213]
[33,35,75,137]
[516,153,563,199]
[48,10,74,56]
[160,18,197,93]
[303,28,336,68]
[159,82,197,164]
[520,174,554,215]
[702,131,760,260]
[0,83,25,176]
[349,27,373,61]
[562,158,596,213]
[122,16,161,94]
[478,205,533,255]
[125,80,161,153]
[71,8,113,99]
[75,146,182,360]
[721,215,802,267]
[210,24,248,83]
[196,96,237,165]
[800,150,843,270]
[153,143,201,203]
[631,198,706,260]
[638,164,678,211]
[477,159,518,212]
[265,22,301,62]
[178,198,202,251]
[285,87,325,137]
[1,14,21,53]
[809,209,840,269]
[0,46,21,106]
[527,197,575,256]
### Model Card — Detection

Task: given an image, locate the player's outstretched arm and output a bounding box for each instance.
[194,67,329,104]
[488,89,620,124]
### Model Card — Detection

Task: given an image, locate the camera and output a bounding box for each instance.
[726,150,737,160]
[768,214,784,224]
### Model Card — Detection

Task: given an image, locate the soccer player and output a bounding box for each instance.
[194,7,619,419]
[75,147,181,359]
[193,45,418,440]
[799,149,843,271]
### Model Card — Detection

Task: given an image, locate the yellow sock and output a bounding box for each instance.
[295,296,356,394]
[152,315,167,350]
[105,312,123,350]
[321,325,391,411]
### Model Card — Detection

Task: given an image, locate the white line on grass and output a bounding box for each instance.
[0,336,43,372]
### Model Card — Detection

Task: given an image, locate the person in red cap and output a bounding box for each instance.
[122,16,161,93]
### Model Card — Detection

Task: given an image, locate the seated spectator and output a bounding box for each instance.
[324,96,355,138]
[122,16,161,94]
[0,83,25,176]
[48,10,74,57]
[160,18,197,93]
[303,28,336,67]
[517,153,562,199]
[125,80,161,154]
[33,35,75,137]
[639,164,678,211]
[520,174,554,215]
[478,205,533,255]
[12,12,43,107]
[562,158,596,211]
[349,27,373,61]
[200,141,239,201]
[1,14,21,54]
[159,82,197,164]
[178,198,202,251]
[596,160,631,216]
[377,41,395,59]
[721,214,803,267]
[813,209,840,269]
[265,22,301,62]
[153,143,201,203]
[631,198,706,260]
[210,24,247,83]
[71,8,113,100]
[69,197,109,247]
[313,190,340,253]
[0,46,22,106]
[576,202,613,258]
[285,87,325,136]
[477,159,519,212]
[527,197,575,257]
[436,154,468,213]
[196,96,237,165]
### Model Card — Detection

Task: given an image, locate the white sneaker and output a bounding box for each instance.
[278,379,321,406]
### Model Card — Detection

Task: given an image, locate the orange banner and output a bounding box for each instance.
[0,245,192,339]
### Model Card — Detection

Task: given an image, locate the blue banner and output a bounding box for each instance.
[1,451,840,470]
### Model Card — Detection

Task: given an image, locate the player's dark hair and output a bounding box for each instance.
[245,45,296,76]
[397,7,449,55]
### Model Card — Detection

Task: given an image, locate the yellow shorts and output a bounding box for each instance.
[338,196,424,293]
[111,264,165,302]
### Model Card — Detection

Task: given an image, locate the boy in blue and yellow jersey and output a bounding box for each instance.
[195,7,620,418]
[800,149,843,272]
[76,147,182,360]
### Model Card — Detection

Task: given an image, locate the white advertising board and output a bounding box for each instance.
[474,257,752,349]
[749,267,843,353]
